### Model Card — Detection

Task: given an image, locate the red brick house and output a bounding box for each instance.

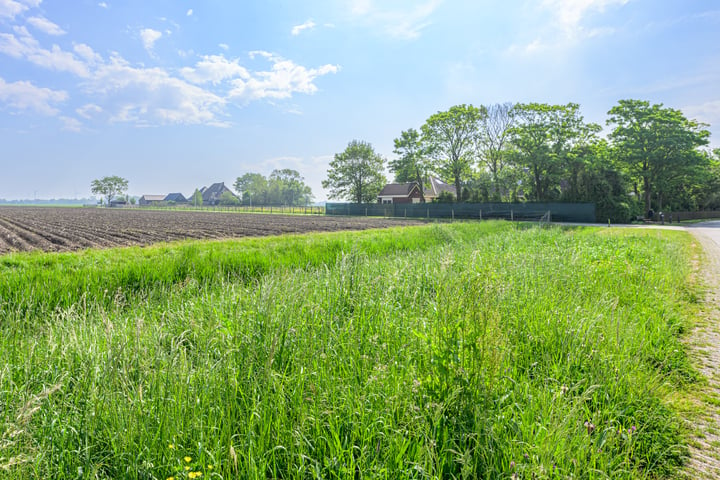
[377,177,457,204]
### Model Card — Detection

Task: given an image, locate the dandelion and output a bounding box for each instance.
[166,477,175,480]
[184,466,191,471]
[168,443,175,449]
[208,465,213,470]
[184,456,192,463]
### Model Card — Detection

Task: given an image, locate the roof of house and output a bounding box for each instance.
[164,192,187,202]
[378,182,420,197]
[428,177,457,197]
[201,182,233,200]
[141,195,167,201]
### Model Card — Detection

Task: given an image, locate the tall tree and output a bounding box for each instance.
[190,188,203,206]
[390,128,430,202]
[508,103,599,201]
[234,173,269,205]
[323,140,386,203]
[607,99,710,213]
[269,169,313,206]
[476,103,515,200]
[90,175,128,206]
[421,104,485,202]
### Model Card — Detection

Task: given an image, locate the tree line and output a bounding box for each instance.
[324,99,719,222]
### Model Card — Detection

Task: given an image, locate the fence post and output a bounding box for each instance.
[452,209,454,221]
[427,208,429,219]
[365,207,368,217]
[511,210,514,221]
[479,209,482,220]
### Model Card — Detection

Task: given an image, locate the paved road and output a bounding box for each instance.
[681,221,720,479]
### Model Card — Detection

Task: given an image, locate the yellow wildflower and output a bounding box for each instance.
[208,465,213,470]
[168,444,175,449]
[184,466,191,471]
[184,456,192,463]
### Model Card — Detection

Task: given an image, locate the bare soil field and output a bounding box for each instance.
[0,206,425,254]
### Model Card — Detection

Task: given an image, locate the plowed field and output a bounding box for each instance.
[0,206,424,254]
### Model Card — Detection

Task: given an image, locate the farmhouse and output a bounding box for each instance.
[377,177,457,204]
[199,182,238,205]
[164,192,187,204]
[139,195,166,206]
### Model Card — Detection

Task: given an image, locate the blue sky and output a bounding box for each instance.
[1,0,718,201]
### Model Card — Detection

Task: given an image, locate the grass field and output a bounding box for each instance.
[0,222,699,479]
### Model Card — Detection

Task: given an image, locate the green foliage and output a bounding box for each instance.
[0,224,698,478]
[422,104,485,201]
[508,103,601,201]
[190,188,203,206]
[607,99,711,213]
[235,170,313,206]
[218,190,241,206]
[90,175,129,206]
[323,140,386,203]
[390,128,430,201]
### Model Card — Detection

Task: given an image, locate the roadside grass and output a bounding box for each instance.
[0,222,700,479]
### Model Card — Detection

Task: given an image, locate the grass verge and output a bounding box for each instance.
[0,222,699,479]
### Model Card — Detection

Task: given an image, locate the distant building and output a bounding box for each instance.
[198,182,238,205]
[164,192,187,204]
[139,195,166,206]
[377,177,457,204]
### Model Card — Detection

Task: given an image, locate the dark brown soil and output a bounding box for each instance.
[0,206,425,255]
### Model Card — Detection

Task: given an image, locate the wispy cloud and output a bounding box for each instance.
[186,9,193,17]
[291,19,316,36]
[218,43,229,51]
[0,0,40,20]
[27,16,65,35]
[98,2,108,8]
[506,0,631,56]
[683,99,720,128]
[139,28,162,53]
[349,0,443,40]
[0,76,67,115]
[59,115,83,132]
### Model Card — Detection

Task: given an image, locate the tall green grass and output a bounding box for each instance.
[0,222,698,479]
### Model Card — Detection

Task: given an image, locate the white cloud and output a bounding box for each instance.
[0,77,67,115]
[140,28,162,53]
[73,43,102,65]
[540,0,630,40]
[0,27,90,77]
[181,54,250,85]
[98,2,108,7]
[186,9,192,16]
[349,0,442,40]
[60,115,83,132]
[291,19,316,36]
[0,0,39,19]
[218,43,229,51]
[76,103,102,119]
[27,16,65,35]
[86,55,228,126]
[229,52,339,101]
[683,100,720,127]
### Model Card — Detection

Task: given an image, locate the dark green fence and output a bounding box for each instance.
[326,202,596,223]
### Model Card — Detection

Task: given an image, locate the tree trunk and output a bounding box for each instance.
[644,175,651,214]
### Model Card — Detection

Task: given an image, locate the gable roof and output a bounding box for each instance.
[428,177,456,197]
[164,192,187,202]
[141,195,166,201]
[378,182,420,197]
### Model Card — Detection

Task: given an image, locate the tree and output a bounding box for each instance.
[390,128,430,202]
[421,104,485,202]
[508,103,600,201]
[607,99,710,214]
[90,175,128,206]
[269,169,313,206]
[323,140,386,203]
[475,103,515,200]
[219,191,241,206]
[191,189,203,207]
[234,173,268,205]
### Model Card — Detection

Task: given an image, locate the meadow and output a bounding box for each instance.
[0,222,699,479]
